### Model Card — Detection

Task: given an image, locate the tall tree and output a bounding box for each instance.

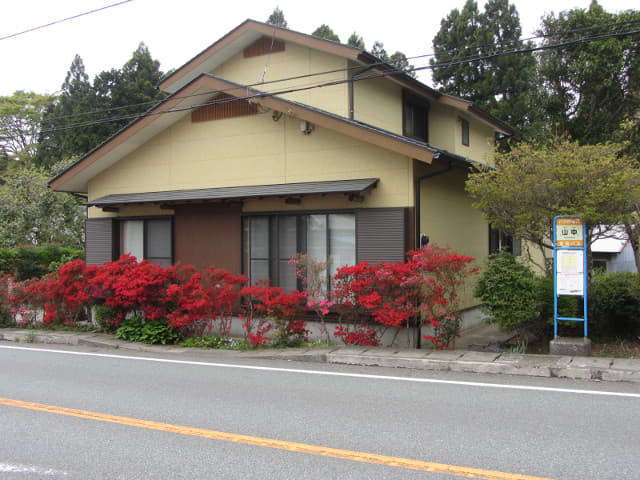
[370,41,416,77]
[312,24,340,42]
[0,91,52,168]
[431,0,537,133]
[36,55,99,167]
[537,1,640,146]
[266,7,287,28]
[36,45,165,169]
[347,32,365,50]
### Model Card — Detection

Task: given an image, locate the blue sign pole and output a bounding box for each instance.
[553,216,588,338]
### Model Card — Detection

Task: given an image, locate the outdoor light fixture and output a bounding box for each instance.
[300,120,314,135]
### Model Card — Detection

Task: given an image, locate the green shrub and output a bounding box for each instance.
[116,317,181,345]
[475,252,546,336]
[93,304,119,333]
[535,275,583,337]
[589,272,640,339]
[0,246,83,280]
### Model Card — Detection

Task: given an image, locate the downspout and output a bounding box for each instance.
[413,156,453,348]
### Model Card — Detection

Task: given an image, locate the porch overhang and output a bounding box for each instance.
[87,178,379,212]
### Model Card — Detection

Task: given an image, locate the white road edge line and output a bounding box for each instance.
[2,345,639,399]
[0,462,67,476]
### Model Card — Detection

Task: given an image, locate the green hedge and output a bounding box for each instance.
[589,272,640,339]
[475,252,640,340]
[0,246,84,280]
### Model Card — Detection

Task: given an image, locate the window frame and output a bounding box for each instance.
[461,118,470,146]
[117,216,174,266]
[489,224,521,256]
[402,91,430,142]
[243,210,356,290]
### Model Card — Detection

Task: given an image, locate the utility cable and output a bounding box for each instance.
[2,25,639,138]
[21,18,640,125]
[0,0,134,42]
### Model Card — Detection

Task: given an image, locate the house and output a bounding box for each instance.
[592,227,637,273]
[49,19,514,314]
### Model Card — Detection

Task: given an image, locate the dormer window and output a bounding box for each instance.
[403,92,429,142]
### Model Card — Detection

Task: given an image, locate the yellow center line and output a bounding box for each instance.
[1,397,556,480]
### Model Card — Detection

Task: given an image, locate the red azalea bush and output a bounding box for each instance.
[0,244,475,349]
[239,282,274,346]
[17,259,93,326]
[165,265,246,337]
[89,255,174,324]
[260,287,309,346]
[331,245,477,348]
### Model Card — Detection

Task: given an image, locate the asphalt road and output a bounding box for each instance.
[1,344,639,479]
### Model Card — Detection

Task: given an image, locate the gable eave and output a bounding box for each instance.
[159,19,363,95]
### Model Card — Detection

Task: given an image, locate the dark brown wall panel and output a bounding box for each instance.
[174,204,242,273]
[243,36,285,58]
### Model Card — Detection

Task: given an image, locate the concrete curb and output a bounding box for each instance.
[2,329,640,383]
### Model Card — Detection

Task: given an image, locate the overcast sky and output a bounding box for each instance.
[1,0,637,97]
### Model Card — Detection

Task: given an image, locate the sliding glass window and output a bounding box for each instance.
[245,213,355,291]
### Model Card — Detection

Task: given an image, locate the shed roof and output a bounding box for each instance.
[87,178,379,209]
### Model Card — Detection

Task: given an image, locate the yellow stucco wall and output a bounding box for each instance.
[428,102,457,154]
[212,43,348,118]
[428,103,496,166]
[452,114,496,166]
[87,111,415,218]
[416,159,488,307]
[352,76,403,135]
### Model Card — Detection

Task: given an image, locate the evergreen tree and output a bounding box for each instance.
[312,24,340,42]
[537,1,640,146]
[370,41,416,77]
[266,7,287,28]
[347,32,365,50]
[431,0,536,133]
[36,45,165,168]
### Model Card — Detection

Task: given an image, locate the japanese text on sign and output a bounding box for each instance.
[555,217,584,248]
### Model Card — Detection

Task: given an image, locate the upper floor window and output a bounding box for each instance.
[403,92,429,142]
[461,118,470,146]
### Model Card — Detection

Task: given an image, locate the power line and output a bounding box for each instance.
[0,0,134,42]
[2,24,639,140]
[30,18,640,126]
[10,17,637,124]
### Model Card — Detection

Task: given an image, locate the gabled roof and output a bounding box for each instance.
[159,19,514,136]
[49,74,453,193]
